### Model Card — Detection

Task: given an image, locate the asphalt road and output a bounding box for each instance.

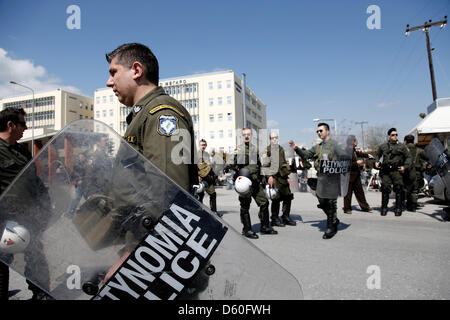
[8,187,450,300]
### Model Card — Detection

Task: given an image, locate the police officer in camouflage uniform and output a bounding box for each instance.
[0,107,52,300]
[197,139,221,217]
[263,131,296,227]
[403,135,428,212]
[231,128,277,239]
[375,128,411,216]
[105,43,197,254]
[290,123,349,239]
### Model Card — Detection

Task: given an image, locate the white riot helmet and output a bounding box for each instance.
[234,176,253,198]
[194,181,208,194]
[264,185,280,200]
[0,221,31,254]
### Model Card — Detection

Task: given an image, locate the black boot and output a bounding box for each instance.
[240,209,258,239]
[321,199,338,239]
[322,214,337,239]
[380,190,389,216]
[260,207,278,235]
[394,192,402,216]
[270,200,285,227]
[281,200,296,226]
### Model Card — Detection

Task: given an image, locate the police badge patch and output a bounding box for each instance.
[158,115,178,136]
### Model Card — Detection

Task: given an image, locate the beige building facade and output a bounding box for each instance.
[1,89,94,152]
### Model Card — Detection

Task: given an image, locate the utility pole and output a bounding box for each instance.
[405,16,447,102]
[355,121,368,151]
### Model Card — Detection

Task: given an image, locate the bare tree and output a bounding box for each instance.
[365,123,394,152]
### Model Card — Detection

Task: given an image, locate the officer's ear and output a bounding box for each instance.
[131,61,145,81]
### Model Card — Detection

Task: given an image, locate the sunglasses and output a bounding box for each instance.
[270,136,278,139]
[316,129,324,133]
[390,134,398,136]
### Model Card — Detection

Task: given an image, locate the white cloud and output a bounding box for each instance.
[267,120,279,128]
[0,48,83,98]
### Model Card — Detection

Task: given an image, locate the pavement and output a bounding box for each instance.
[7,186,450,300]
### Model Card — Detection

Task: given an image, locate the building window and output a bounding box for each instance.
[122,122,127,132]
[103,110,107,117]
[218,97,222,106]
[217,81,222,89]
[227,112,232,121]
[256,103,261,111]
[110,95,114,102]
[210,131,214,139]
[228,129,233,138]
[209,98,214,107]
[96,111,100,118]
[208,82,213,90]
[109,109,113,117]
[218,113,223,122]
[209,114,214,122]
[226,80,231,88]
[103,96,106,103]
[96,97,100,104]
[227,96,231,104]
[218,130,223,139]
[192,115,198,124]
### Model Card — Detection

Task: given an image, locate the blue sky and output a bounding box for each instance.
[1,0,449,147]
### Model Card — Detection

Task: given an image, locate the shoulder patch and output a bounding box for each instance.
[157,115,178,136]
[150,105,185,118]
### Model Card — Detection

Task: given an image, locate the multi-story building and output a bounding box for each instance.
[94,70,267,154]
[1,89,94,153]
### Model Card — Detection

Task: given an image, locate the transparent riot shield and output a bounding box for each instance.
[0,120,302,300]
[315,137,352,199]
[425,138,450,200]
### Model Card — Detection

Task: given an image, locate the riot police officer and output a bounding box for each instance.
[290,123,350,239]
[403,135,429,212]
[197,139,221,217]
[231,128,277,239]
[263,131,296,226]
[375,128,411,216]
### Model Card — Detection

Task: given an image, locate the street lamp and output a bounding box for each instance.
[10,81,35,156]
[313,118,337,136]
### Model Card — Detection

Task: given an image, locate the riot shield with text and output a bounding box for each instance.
[315,137,352,199]
[425,138,450,200]
[0,120,302,300]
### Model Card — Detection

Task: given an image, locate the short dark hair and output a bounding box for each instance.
[106,43,159,85]
[387,128,397,136]
[200,139,207,144]
[404,135,414,144]
[0,107,26,131]
[317,122,330,131]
